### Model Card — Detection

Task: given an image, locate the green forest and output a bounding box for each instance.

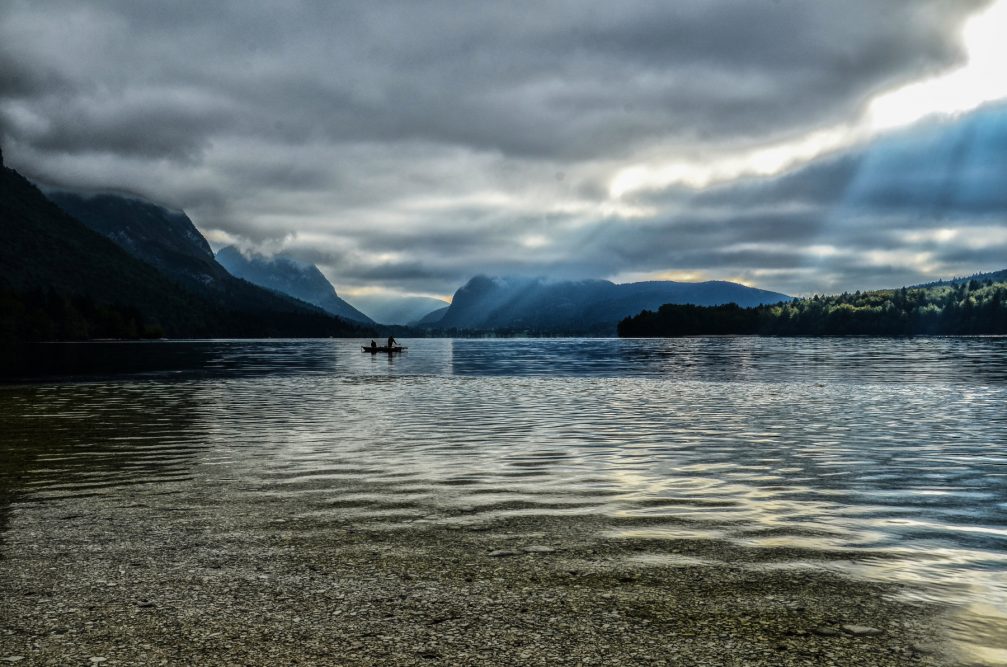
[618,279,1007,337]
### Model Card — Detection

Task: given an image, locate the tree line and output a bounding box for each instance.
[618,280,1007,337]
[0,287,163,341]
[0,284,377,342]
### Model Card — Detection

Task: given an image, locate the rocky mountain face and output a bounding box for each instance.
[216,246,373,324]
[46,191,368,326]
[48,192,220,287]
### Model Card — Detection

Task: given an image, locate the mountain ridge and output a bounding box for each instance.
[349,294,450,325]
[914,268,1007,288]
[215,246,373,324]
[46,191,367,326]
[427,275,790,334]
[1,163,370,340]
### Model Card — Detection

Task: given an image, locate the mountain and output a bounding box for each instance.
[46,191,215,281]
[351,295,451,325]
[432,275,790,334]
[46,190,369,331]
[0,158,369,340]
[215,246,373,323]
[915,268,1007,288]
[415,306,450,326]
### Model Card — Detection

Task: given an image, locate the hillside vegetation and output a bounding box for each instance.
[619,280,1007,337]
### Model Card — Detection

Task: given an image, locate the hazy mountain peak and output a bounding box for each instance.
[1,163,368,339]
[216,246,373,324]
[435,274,790,334]
[349,294,450,325]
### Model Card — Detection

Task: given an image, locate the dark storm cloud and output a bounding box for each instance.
[3,1,983,158]
[0,52,68,99]
[0,0,1001,296]
[23,100,224,161]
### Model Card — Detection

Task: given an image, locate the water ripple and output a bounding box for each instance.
[2,337,1007,659]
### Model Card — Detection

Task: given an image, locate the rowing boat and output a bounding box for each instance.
[361,346,407,353]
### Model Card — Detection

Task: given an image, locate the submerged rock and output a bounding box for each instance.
[488,550,520,557]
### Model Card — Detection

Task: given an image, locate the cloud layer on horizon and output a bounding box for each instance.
[1,0,1003,297]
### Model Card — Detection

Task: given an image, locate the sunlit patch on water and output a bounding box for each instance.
[2,337,1007,660]
[945,603,1007,665]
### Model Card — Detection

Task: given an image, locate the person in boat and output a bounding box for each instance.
[369,340,378,351]
[386,336,398,349]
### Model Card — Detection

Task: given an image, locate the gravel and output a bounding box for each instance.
[0,479,958,666]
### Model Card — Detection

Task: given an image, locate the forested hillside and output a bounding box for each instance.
[619,279,1007,337]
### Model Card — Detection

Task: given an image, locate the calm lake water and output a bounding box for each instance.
[2,337,1007,661]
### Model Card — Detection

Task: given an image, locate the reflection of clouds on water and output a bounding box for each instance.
[2,337,1007,657]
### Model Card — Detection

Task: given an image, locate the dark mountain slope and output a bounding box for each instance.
[47,192,216,282]
[0,161,369,340]
[215,246,373,323]
[415,306,449,326]
[433,275,790,334]
[46,191,360,323]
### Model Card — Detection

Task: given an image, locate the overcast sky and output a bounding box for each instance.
[2,0,1006,298]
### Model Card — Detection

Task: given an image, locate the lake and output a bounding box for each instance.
[2,337,1006,664]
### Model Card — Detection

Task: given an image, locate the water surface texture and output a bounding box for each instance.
[2,338,1007,661]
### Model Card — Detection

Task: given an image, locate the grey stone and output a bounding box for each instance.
[842,624,882,636]
[488,550,520,557]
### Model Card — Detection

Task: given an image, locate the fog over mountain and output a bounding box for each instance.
[216,246,373,324]
[215,246,447,326]
[1,161,368,339]
[46,189,375,329]
[3,1,1006,299]
[350,295,450,326]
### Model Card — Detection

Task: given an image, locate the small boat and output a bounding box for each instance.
[362,346,407,353]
